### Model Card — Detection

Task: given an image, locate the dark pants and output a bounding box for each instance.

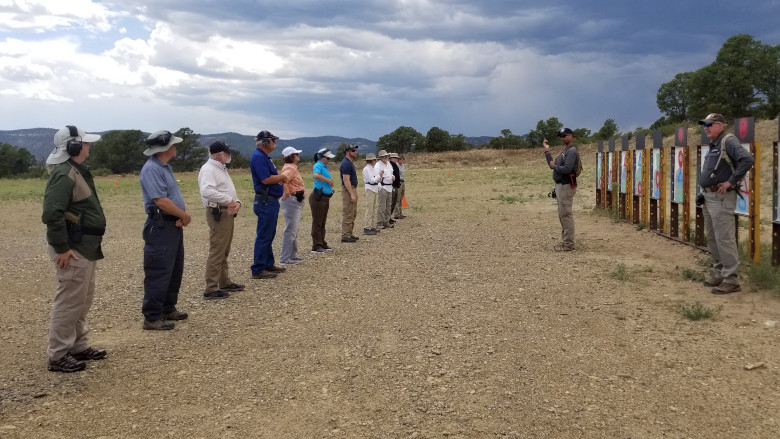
[142,217,184,321]
[251,196,280,275]
[309,193,330,250]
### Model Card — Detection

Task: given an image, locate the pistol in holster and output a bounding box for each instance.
[65,211,83,243]
[256,187,269,203]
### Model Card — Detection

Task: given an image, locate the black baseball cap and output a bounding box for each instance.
[346,144,359,152]
[557,128,574,137]
[209,140,231,154]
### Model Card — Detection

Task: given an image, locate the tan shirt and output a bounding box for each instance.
[281,163,305,197]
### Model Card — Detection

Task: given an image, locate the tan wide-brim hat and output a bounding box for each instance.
[377,150,389,157]
[143,130,183,156]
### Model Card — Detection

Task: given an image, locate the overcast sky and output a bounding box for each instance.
[1,0,778,140]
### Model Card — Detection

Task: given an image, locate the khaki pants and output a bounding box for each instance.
[555,183,576,247]
[47,247,96,361]
[364,189,378,230]
[341,187,358,239]
[205,208,235,293]
[702,190,740,285]
[376,189,392,227]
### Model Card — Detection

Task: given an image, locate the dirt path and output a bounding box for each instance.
[1,153,779,438]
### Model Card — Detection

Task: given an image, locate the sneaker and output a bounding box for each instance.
[350,235,360,240]
[323,245,334,251]
[143,319,175,330]
[48,354,86,373]
[554,243,574,252]
[266,265,287,273]
[372,228,380,234]
[712,283,741,294]
[363,228,375,235]
[291,257,304,262]
[381,223,394,229]
[341,237,357,243]
[70,347,107,361]
[311,247,327,253]
[703,277,723,287]
[203,290,231,300]
[396,214,407,219]
[221,283,245,292]
[252,270,277,279]
[163,310,188,321]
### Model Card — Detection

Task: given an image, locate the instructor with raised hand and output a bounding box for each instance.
[543,127,579,252]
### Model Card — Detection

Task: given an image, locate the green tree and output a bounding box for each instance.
[89,129,148,174]
[170,127,207,172]
[334,142,351,162]
[683,34,780,120]
[596,118,620,140]
[450,134,470,151]
[526,118,563,147]
[425,127,451,152]
[377,126,424,154]
[0,143,37,177]
[656,72,692,123]
[228,149,250,169]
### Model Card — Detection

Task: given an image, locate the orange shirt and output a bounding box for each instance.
[281,163,305,197]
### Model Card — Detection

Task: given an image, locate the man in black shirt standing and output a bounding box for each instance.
[340,144,360,243]
[543,127,579,252]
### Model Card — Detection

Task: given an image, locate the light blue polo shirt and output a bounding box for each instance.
[140,156,186,212]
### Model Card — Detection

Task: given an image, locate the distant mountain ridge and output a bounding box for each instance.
[0,128,492,161]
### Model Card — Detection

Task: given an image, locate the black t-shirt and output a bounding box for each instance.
[339,158,358,187]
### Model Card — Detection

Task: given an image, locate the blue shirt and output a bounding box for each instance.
[339,157,358,187]
[312,160,333,195]
[140,156,186,213]
[250,148,283,197]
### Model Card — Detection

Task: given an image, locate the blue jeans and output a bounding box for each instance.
[251,196,280,275]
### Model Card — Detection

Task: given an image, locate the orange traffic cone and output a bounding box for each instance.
[402,195,408,208]
[115,180,118,189]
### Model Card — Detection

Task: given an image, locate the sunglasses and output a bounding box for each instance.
[703,122,718,127]
[145,131,172,146]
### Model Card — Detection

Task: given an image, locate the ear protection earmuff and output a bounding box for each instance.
[65,125,82,156]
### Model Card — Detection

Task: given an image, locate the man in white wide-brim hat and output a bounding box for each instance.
[139,130,191,331]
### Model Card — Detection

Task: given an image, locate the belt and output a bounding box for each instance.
[367,183,378,185]
[381,183,393,186]
[703,185,734,192]
[161,214,179,222]
[256,192,280,199]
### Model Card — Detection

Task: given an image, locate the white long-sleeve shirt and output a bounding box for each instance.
[363,164,380,193]
[198,158,239,207]
[374,160,394,193]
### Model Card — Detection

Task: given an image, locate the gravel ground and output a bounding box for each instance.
[1,142,779,439]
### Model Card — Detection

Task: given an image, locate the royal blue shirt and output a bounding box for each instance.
[250,147,283,198]
[312,160,333,195]
[140,156,186,213]
[339,157,358,187]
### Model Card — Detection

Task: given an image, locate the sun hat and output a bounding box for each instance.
[317,147,335,159]
[377,150,389,157]
[143,130,183,156]
[47,125,101,165]
[365,153,377,161]
[389,152,399,158]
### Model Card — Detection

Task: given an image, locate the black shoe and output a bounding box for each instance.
[143,319,175,330]
[341,237,357,243]
[70,347,107,361]
[350,235,360,240]
[266,265,287,273]
[221,283,245,292]
[252,270,278,279]
[204,290,231,300]
[48,354,86,373]
[163,310,188,321]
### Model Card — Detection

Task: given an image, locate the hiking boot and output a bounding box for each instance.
[266,265,287,273]
[203,290,231,300]
[143,319,175,330]
[703,277,723,287]
[341,237,358,243]
[163,310,188,321]
[221,283,245,292]
[712,283,741,294]
[554,243,574,252]
[252,270,277,279]
[48,354,86,373]
[70,347,107,361]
